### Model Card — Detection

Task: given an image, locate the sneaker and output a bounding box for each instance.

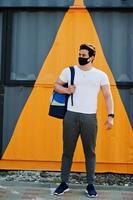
[54,182,70,195]
[85,184,98,198]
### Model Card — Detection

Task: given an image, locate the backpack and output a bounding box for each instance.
[48,66,75,119]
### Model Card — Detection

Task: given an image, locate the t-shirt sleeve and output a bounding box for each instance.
[59,67,69,83]
[100,72,110,86]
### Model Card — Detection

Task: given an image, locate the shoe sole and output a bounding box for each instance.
[85,190,98,198]
[54,188,70,196]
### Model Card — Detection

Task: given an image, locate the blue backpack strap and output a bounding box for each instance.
[69,66,75,106]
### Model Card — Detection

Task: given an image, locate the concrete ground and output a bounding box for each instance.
[0,182,133,200]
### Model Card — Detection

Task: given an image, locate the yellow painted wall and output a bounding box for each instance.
[0,0,133,173]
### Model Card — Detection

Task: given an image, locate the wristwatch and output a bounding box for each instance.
[108,114,114,118]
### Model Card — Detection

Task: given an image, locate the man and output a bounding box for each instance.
[53,44,114,197]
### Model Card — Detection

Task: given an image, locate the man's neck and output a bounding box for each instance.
[78,63,94,71]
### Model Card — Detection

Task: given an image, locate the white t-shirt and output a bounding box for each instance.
[59,65,110,114]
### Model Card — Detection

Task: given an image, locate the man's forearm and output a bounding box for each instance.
[105,95,114,115]
[54,83,69,94]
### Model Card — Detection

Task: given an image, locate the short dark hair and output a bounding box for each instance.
[79,44,96,57]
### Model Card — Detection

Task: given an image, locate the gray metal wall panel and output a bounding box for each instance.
[0,14,2,79]
[10,10,66,80]
[84,0,133,8]
[119,88,133,128]
[0,86,4,157]
[0,0,133,8]
[2,87,32,154]
[0,0,74,8]
[90,11,133,82]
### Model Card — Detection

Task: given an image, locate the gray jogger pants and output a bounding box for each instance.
[61,111,97,184]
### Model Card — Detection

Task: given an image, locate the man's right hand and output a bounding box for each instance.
[66,85,76,94]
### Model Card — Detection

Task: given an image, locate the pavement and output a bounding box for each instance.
[0,182,133,200]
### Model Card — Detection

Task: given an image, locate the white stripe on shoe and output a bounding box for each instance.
[85,190,98,198]
[54,188,70,196]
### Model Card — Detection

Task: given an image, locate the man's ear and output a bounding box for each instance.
[87,56,92,62]
[90,56,95,63]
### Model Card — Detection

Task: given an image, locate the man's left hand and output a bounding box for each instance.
[105,117,114,130]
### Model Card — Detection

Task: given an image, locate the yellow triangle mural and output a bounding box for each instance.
[2,0,133,173]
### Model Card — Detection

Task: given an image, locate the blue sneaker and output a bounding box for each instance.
[86,184,98,198]
[54,182,70,195]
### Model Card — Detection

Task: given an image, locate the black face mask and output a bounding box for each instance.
[78,57,90,65]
